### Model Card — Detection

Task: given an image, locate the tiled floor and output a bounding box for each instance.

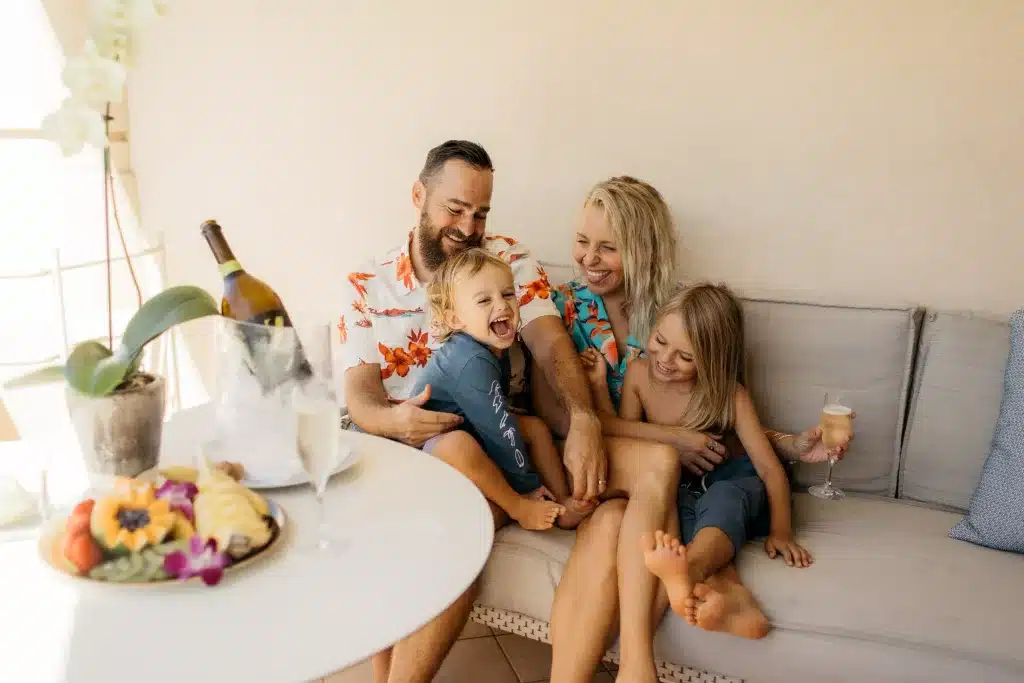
[320,619,617,682]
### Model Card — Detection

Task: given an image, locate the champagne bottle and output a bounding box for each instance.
[200,219,312,390]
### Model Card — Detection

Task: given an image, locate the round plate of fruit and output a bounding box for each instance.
[38,457,286,587]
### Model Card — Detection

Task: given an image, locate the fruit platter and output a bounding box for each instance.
[38,457,285,587]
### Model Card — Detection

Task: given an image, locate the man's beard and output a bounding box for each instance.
[416,213,483,272]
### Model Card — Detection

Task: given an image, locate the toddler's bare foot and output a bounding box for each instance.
[555,498,595,529]
[510,495,564,531]
[691,578,770,639]
[642,530,692,616]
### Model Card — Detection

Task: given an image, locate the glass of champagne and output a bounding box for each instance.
[809,391,853,500]
[293,376,342,552]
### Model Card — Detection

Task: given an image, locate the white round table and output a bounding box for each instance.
[0,415,494,683]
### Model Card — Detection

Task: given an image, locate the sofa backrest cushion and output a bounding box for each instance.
[741,298,920,496]
[899,311,1011,511]
[542,263,919,496]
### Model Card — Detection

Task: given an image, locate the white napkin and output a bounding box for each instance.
[0,476,37,527]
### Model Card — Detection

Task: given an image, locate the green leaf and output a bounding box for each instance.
[117,285,219,367]
[64,340,128,396]
[2,365,66,390]
[4,286,220,397]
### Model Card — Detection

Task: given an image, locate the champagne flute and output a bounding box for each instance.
[808,391,853,500]
[294,377,342,552]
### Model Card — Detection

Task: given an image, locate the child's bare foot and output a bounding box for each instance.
[555,498,595,529]
[510,495,564,531]
[642,530,692,615]
[690,577,770,639]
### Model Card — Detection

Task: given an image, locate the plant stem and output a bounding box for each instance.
[103,104,113,350]
[109,154,142,308]
[101,101,144,355]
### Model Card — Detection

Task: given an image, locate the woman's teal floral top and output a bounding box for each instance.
[551,280,645,410]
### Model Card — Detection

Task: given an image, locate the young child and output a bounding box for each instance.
[583,282,811,639]
[412,248,592,531]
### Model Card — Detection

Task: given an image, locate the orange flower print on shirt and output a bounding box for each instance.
[559,286,578,329]
[395,253,414,291]
[407,329,431,367]
[518,268,553,307]
[349,272,375,299]
[337,316,348,344]
[378,342,413,380]
[351,301,371,328]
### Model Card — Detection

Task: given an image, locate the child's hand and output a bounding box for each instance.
[579,349,607,387]
[765,532,813,568]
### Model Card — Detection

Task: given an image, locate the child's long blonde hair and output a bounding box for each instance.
[583,176,678,343]
[427,247,514,342]
[658,282,746,432]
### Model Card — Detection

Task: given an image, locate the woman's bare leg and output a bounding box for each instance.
[602,438,681,683]
[550,499,627,683]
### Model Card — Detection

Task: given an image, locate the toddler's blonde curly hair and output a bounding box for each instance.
[428,248,515,343]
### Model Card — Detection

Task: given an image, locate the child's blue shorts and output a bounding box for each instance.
[678,454,771,556]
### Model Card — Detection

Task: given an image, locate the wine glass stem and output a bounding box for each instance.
[315,488,328,550]
[823,458,836,489]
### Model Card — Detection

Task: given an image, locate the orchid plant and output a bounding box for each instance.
[7,1,222,397]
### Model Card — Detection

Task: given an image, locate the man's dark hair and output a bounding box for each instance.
[419,140,493,186]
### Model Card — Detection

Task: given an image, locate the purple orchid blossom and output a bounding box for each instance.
[155,480,198,521]
[164,536,230,586]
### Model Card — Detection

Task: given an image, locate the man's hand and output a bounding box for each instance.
[670,428,728,476]
[779,412,857,463]
[562,411,608,501]
[387,385,463,447]
[578,349,607,390]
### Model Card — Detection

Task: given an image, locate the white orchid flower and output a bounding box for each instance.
[62,40,127,110]
[92,22,135,64]
[41,99,108,157]
[89,0,163,63]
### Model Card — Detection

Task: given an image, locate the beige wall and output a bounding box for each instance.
[129,0,1023,340]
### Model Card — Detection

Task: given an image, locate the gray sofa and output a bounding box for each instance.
[469,278,1023,683]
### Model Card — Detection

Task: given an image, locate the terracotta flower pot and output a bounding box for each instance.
[65,373,166,477]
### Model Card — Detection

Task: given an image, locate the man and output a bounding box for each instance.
[337,140,608,683]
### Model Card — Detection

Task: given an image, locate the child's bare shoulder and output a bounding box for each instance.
[624,358,651,388]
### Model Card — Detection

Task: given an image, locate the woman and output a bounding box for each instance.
[535,176,849,683]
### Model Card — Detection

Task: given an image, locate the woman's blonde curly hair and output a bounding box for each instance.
[582,176,679,343]
[427,247,514,343]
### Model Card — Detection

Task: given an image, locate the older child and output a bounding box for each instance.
[412,248,591,530]
[583,282,812,639]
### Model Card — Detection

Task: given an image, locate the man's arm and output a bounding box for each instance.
[522,315,597,424]
[343,364,399,438]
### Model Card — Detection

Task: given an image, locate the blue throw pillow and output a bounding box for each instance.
[950,308,1024,553]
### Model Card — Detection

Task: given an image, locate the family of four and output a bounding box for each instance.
[337,140,853,683]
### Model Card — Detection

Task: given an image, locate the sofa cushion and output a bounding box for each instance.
[950,309,1024,552]
[477,494,1024,677]
[741,299,920,495]
[899,311,1011,510]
